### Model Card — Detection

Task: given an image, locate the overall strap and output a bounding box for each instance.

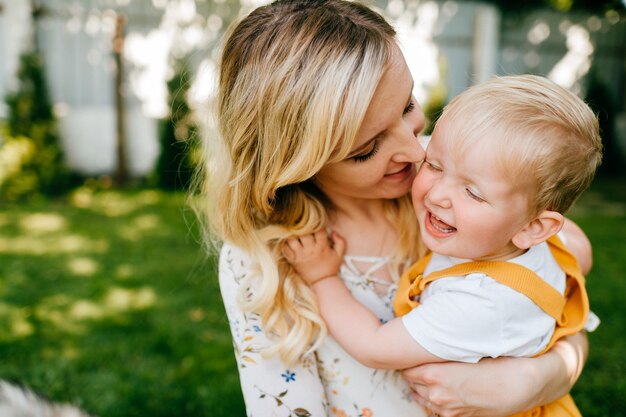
[544,235,589,349]
[394,250,565,321]
[419,260,565,322]
[393,253,431,316]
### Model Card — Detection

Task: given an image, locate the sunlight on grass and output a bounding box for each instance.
[114,264,135,280]
[69,300,106,320]
[19,213,68,234]
[70,188,163,217]
[0,302,35,341]
[0,234,109,255]
[34,287,158,334]
[67,257,100,276]
[119,214,162,241]
[104,287,157,311]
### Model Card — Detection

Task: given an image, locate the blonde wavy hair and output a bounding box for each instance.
[440,74,602,217]
[194,0,422,364]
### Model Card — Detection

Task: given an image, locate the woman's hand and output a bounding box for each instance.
[402,332,589,417]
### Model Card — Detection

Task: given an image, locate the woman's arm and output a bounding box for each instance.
[219,244,329,417]
[401,332,588,417]
[561,218,592,275]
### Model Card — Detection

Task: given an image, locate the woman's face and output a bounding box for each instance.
[314,47,426,204]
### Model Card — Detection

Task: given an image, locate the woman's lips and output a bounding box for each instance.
[385,163,414,179]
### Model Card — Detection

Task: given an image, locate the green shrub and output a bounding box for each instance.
[154,61,199,191]
[1,50,70,201]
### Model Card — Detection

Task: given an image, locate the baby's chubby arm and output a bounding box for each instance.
[283,230,442,370]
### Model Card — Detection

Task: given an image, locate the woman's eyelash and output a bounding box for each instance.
[352,100,413,163]
[353,143,379,162]
[403,99,416,115]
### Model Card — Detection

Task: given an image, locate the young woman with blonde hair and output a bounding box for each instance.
[195,0,591,415]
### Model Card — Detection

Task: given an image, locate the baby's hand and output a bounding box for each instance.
[282,229,346,285]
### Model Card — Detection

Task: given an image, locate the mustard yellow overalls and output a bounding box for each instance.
[394,235,589,417]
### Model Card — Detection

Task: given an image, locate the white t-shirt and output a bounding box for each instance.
[401,242,566,363]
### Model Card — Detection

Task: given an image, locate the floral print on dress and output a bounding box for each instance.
[218,243,426,417]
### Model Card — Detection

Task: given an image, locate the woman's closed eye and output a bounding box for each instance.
[352,142,379,163]
[403,99,416,115]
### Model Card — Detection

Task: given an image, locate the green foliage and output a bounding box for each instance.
[1,50,70,202]
[479,0,625,14]
[422,58,448,136]
[154,61,199,191]
[585,69,625,178]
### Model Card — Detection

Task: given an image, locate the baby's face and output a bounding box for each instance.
[411,119,532,261]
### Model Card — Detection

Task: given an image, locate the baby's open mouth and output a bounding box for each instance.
[428,212,456,234]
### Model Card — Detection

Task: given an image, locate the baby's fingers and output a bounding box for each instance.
[312,229,329,245]
[281,241,297,262]
[330,231,347,257]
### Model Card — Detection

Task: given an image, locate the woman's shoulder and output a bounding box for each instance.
[219,241,253,268]
[218,241,255,287]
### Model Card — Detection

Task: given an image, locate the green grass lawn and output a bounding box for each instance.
[0,179,624,417]
[567,178,626,416]
[0,188,245,417]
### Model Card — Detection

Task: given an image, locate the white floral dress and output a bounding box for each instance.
[219,243,427,417]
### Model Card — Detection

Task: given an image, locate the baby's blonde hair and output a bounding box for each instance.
[195,0,422,363]
[439,74,602,217]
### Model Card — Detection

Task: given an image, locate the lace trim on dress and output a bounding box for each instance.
[342,255,391,286]
[340,255,400,303]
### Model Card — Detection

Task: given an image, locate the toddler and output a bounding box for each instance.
[284,75,602,417]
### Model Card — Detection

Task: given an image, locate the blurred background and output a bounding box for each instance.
[0,0,624,416]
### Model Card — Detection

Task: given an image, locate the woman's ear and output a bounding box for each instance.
[512,211,564,250]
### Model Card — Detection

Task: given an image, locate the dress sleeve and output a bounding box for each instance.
[218,243,329,417]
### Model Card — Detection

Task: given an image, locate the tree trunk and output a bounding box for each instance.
[113,13,128,186]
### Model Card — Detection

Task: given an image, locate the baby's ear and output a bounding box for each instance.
[512,211,564,250]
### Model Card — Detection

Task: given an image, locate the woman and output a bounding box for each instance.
[195,0,590,415]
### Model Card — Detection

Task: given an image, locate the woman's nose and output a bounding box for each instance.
[400,102,426,162]
[398,133,425,163]
[413,104,426,137]
[394,123,426,163]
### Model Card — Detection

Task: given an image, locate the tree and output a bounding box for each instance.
[0,50,70,201]
[480,0,625,14]
[154,60,199,191]
[585,68,624,177]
